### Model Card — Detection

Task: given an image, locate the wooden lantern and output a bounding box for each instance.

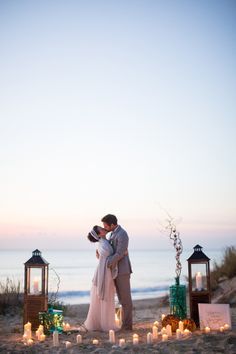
[24,249,49,330]
[187,245,211,327]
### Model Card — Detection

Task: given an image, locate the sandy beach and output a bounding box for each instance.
[0,296,236,353]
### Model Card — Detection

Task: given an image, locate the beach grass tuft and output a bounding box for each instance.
[0,278,23,315]
[211,246,236,290]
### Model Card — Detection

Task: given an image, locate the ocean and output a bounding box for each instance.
[0,248,223,304]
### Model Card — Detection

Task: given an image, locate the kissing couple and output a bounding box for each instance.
[83,214,133,332]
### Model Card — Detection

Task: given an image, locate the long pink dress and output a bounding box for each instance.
[84,238,117,331]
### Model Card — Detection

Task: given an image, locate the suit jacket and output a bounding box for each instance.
[108,225,132,277]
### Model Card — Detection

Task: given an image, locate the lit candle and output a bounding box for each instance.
[161,314,166,321]
[220,326,224,332]
[205,326,210,333]
[53,330,59,347]
[76,334,82,344]
[196,272,203,290]
[39,334,46,342]
[178,321,184,333]
[24,322,32,331]
[27,338,34,346]
[119,338,125,347]
[115,313,120,327]
[162,334,168,341]
[152,325,158,340]
[109,330,115,344]
[147,332,153,344]
[176,328,181,339]
[161,327,167,335]
[24,329,32,340]
[184,329,190,336]
[65,323,70,331]
[166,324,172,337]
[33,278,39,294]
[153,321,159,328]
[92,339,99,345]
[65,341,71,348]
[224,324,230,331]
[133,334,139,345]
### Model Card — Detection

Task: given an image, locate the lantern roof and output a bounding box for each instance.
[187,244,210,261]
[24,249,49,265]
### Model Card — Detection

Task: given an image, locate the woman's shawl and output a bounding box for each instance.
[93,238,117,300]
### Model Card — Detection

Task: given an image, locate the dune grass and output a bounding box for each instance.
[211,246,236,290]
[0,278,23,315]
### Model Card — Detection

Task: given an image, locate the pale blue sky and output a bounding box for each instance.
[0,0,235,250]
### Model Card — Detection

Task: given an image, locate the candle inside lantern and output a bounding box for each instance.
[76,334,82,344]
[53,330,59,346]
[109,330,115,344]
[162,334,168,341]
[152,325,158,339]
[92,339,99,345]
[196,272,203,290]
[147,332,153,344]
[178,321,184,333]
[33,278,39,294]
[205,326,210,333]
[176,328,181,339]
[133,334,139,345]
[119,338,125,347]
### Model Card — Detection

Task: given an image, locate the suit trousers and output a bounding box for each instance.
[114,274,133,330]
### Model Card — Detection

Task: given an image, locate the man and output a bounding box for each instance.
[101,214,133,331]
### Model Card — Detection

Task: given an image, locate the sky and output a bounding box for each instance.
[0,0,235,250]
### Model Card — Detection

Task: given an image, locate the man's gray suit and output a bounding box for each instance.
[108,225,133,330]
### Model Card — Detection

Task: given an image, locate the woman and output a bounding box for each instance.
[83,225,118,332]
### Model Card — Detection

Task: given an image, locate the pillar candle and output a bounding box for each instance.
[33,278,39,294]
[178,321,184,333]
[119,338,125,347]
[220,326,224,332]
[133,334,139,345]
[224,324,229,330]
[152,325,158,339]
[153,321,159,328]
[76,334,82,344]
[161,327,167,335]
[166,324,172,337]
[39,334,46,342]
[176,329,181,339]
[147,332,153,344]
[27,338,34,346]
[184,329,190,336]
[53,330,59,347]
[205,326,210,333]
[161,314,166,321]
[65,323,70,331]
[196,272,203,290]
[92,339,99,345]
[109,330,115,344]
[162,334,168,341]
[65,341,71,348]
[115,314,120,327]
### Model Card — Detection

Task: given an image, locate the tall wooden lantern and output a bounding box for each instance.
[187,245,211,327]
[24,249,49,330]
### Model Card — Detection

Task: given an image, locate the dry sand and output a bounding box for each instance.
[0,297,236,353]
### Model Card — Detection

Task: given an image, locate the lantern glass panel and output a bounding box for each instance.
[29,267,42,295]
[191,263,207,291]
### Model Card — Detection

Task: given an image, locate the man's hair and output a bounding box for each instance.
[101,214,118,226]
